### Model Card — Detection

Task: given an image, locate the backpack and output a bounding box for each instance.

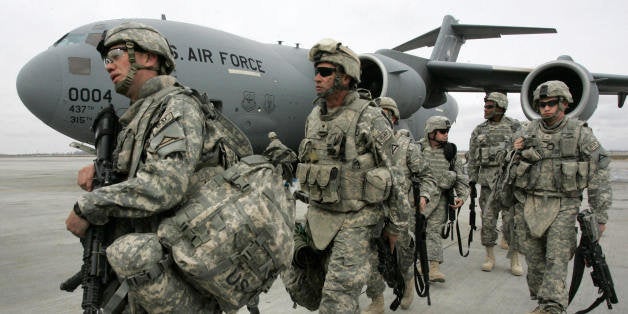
[157,154,295,311]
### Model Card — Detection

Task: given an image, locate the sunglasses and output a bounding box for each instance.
[436,129,450,134]
[484,104,496,109]
[315,66,337,77]
[538,100,559,108]
[103,47,128,65]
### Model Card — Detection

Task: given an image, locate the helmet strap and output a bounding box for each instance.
[114,41,160,95]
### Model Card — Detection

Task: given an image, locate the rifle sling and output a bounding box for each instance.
[455,207,472,257]
[568,248,586,305]
[102,280,128,314]
[413,212,431,305]
[574,294,610,314]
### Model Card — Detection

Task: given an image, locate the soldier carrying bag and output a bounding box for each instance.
[157,155,295,312]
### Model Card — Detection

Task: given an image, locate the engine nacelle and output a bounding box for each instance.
[521,58,599,121]
[359,53,426,118]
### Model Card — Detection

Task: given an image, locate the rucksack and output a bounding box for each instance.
[157,155,295,312]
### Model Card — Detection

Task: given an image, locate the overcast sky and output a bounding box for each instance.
[3,0,628,154]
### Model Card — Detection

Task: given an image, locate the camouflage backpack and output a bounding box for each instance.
[157,154,295,312]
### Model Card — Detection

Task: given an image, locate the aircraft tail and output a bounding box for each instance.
[393,15,556,62]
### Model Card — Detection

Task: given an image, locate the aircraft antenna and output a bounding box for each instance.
[161,14,167,21]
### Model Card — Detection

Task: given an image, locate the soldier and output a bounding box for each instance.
[364,97,436,313]
[295,38,410,313]
[467,92,523,275]
[511,81,611,314]
[417,116,470,283]
[66,22,247,313]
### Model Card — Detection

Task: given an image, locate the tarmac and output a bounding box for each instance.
[0,156,626,314]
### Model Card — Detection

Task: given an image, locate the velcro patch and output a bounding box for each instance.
[373,128,392,144]
[155,112,176,131]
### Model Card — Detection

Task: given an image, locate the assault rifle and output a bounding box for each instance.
[60,105,122,313]
[568,209,618,314]
[412,177,431,305]
[373,219,405,311]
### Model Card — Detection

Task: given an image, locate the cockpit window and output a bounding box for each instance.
[85,33,103,47]
[54,33,87,47]
[53,33,102,47]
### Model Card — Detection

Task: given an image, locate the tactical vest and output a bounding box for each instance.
[113,84,252,180]
[419,140,457,190]
[514,118,590,197]
[475,118,519,166]
[296,99,392,213]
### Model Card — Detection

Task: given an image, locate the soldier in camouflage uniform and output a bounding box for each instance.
[417,116,470,283]
[510,81,611,314]
[467,92,523,275]
[66,22,246,313]
[364,97,436,313]
[295,39,411,313]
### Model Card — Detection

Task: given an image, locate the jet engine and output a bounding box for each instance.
[358,52,427,118]
[521,57,599,121]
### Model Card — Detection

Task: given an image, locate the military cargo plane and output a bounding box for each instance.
[16,15,628,152]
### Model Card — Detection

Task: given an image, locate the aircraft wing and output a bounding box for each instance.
[427,60,628,97]
[426,60,530,92]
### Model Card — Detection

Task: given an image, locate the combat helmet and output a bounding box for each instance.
[533,80,573,107]
[97,22,175,95]
[375,96,400,120]
[308,38,361,84]
[484,92,508,110]
[424,116,451,135]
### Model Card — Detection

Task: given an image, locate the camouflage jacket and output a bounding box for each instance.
[512,117,612,223]
[468,116,521,186]
[77,76,230,226]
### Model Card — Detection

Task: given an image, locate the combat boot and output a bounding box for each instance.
[429,261,445,282]
[400,277,414,309]
[500,237,509,250]
[362,293,384,314]
[510,251,523,276]
[481,246,495,272]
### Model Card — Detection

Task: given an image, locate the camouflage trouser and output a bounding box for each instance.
[319,225,375,314]
[479,185,516,254]
[365,227,414,298]
[426,195,447,262]
[106,233,220,314]
[518,196,578,310]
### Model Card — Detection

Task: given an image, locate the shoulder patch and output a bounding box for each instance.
[587,140,600,153]
[392,144,399,155]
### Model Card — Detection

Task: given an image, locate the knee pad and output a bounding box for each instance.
[106,233,164,278]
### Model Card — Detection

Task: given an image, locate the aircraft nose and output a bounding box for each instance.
[16,50,62,123]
